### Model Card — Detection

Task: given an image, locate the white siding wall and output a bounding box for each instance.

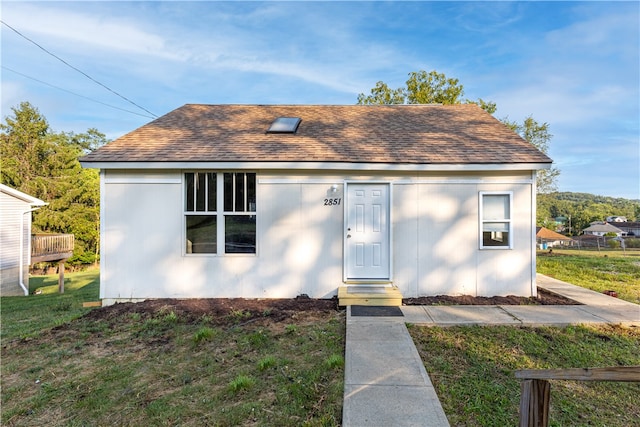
[258,179,344,298]
[101,172,184,300]
[0,192,32,295]
[401,181,534,297]
[100,170,536,303]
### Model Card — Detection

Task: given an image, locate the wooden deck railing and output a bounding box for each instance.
[31,234,75,293]
[31,234,74,263]
[515,366,640,427]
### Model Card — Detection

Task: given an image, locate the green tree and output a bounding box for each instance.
[358,70,497,111]
[1,102,105,265]
[0,101,51,192]
[357,81,406,105]
[502,116,560,194]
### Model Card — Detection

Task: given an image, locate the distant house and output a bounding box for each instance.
[81,104,552,305]
[0,184,47,296]
[606,216,627,223]
[582,222,623,237]
[535,227,573,248]
[612,222,640,236]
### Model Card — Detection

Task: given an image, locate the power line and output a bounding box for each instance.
[1,19,158,118]
[2,66,157,119]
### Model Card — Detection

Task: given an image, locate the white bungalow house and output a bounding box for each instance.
[582,222,624,237]
[80,104,552,305]
[0,184,47,296]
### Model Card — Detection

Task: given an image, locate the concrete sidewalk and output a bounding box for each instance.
[341,275,639,427]
[342,314,450,427]
[402,274,640,327]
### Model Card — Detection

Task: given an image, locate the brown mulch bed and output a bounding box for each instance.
[403,288,579,306]
[78,288,577,328]
[81,296,340,327]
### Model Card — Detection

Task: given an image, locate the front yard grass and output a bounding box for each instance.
[537,249,640,304]
[1,270,345,426]
[409,324,640,426]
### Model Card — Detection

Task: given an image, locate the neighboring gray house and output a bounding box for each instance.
[81,104,552,305]
[582,222,624,237]
[613,222,640,236]
[0,184,46,296]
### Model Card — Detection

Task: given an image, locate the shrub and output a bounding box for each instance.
[228,375,255,393]
[624,238,640,248]
[193,327,217,344]
[257,355,277,371]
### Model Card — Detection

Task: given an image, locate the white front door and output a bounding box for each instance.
[345,183,391,280]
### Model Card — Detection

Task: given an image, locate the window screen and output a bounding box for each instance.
[480,193,512,248]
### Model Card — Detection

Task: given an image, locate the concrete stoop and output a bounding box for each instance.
[338,285,403,307]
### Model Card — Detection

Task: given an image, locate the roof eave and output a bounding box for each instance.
[0,184,48,206]
[81,160,552,172]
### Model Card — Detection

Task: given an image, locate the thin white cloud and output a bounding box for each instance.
[3,2,402,96]
[546,6,639,58]
[2,3,184,61]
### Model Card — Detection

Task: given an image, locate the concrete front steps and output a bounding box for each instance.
[338,285,403,307]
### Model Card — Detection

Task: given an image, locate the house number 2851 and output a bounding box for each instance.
[324,198,341,206]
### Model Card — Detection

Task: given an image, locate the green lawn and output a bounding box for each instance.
[537,249,640,304]
[1,268,100,342]
[1,269,345,426]
[410,324,640,426]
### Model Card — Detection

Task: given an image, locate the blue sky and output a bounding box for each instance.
[2,1,638,200]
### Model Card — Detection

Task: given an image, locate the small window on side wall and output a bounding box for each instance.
[480,192,512,249]
[223,172,256,254]
[185,172,217,254]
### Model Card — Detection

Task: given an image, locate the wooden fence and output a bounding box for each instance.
[515,366,640,427]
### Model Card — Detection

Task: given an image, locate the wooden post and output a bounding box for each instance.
[58,261,65,294]
[519,379,550,427]
[516,367,640,427]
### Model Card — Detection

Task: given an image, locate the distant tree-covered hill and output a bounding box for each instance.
[537,192,640,235]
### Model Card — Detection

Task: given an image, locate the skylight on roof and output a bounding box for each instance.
[267,117,301,134]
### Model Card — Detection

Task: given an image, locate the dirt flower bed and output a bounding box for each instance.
[78,287,577,327]
[81,296,341,328]
[403,288,578,306]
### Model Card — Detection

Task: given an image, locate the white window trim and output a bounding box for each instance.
[221,172,257,256]
[479,191,513,250]
[183,171,257,257]
[183,172,218,256]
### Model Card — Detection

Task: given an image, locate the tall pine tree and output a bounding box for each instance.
[1,102,106,264]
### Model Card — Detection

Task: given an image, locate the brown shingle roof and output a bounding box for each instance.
[81,104,553,165]
[536,227,573,241]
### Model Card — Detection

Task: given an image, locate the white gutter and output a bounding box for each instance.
[19,206,44,295]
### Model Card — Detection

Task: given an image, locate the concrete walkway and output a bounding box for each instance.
[342,274,639,427]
